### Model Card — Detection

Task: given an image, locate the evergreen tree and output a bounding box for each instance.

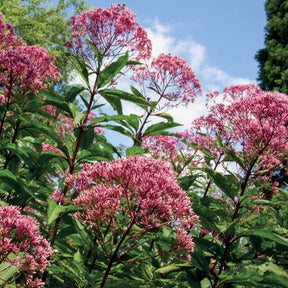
[255,0,288,93]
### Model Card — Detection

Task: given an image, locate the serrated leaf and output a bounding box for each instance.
[261,273,288,287]
[98,124,133,138]
[47,200,81,225]
[97,52,128,88]
[66,52,89,86]
[80,95,89,109]
[179,174,199,190]
[100,91,122,114]
[125,146,146,157]
[100,89,153,109]
[86,40,103,68]
[79,126,95,150]
[0,170,31,198]
[130,86,145,99]
[203,166,240,199]
[224,148,246,169]
[258,262,288,278]
[65,85,87,103]
[154,112,174,122]
[90,114,139,125]
[125,114,140,131]
[0,253,21,285]
[143,121,182,136]
[126,60,142,65]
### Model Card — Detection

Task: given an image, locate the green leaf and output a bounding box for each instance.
[66,52,89,86]
[99,124,133,138]
[239,229,288,247]
[203,166,240,199]
[224,148,246,170]
[0,170,31,198]
[155,264,194,274]
[72,110,85,125]
[200,278,212,288]
[90,114,139,125]
[179,174,200,190]
[86,40,103,68]
[261,273,288,287]
[80,126,95,150]
[125,114,140,132]
[215,132,225,149]
[22,121,62,145]
[0,143,36,169]
[100,91,122,114]
[0,253,21,286]
[100,89,153,109]
[73,218,95,246]
[73,250,83,263]
[28,151,67,181]
[80,95,89,109]
[97,51,128,88]
[125,146,146,157]
[154,112,174,122]
[126,60,142,66]
[130,86,145,99]
[258,262,288,278]
[143,121,182,136]
[47,200,81,225]
[65,85,87,103]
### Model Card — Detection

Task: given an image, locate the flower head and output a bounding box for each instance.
[71,156,198,255]
[190,84,288,192]
[0,14,60,101]
[0,205,52,287]
[131,53,202,108]
[66,4,152,65]
[0,45,60,99]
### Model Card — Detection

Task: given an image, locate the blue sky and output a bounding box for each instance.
[85,0,267,91]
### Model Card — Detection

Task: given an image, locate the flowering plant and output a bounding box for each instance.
[0,3,288,288]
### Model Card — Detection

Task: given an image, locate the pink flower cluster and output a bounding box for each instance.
[191,84,288,191]
[142,135,179,162]
[66,4,152,66]
[131,53,202,108]
[142,134,207,176]
[0,205,52,287]
[0,14,60,102]
[68,156,198,256]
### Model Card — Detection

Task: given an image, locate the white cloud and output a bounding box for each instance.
[146,20,253,89]
[200,66,253,92]
[146,20,206,72]
[145,20,175,57]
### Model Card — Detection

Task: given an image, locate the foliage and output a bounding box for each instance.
[0,3,288,288]
[255,0,288,93]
